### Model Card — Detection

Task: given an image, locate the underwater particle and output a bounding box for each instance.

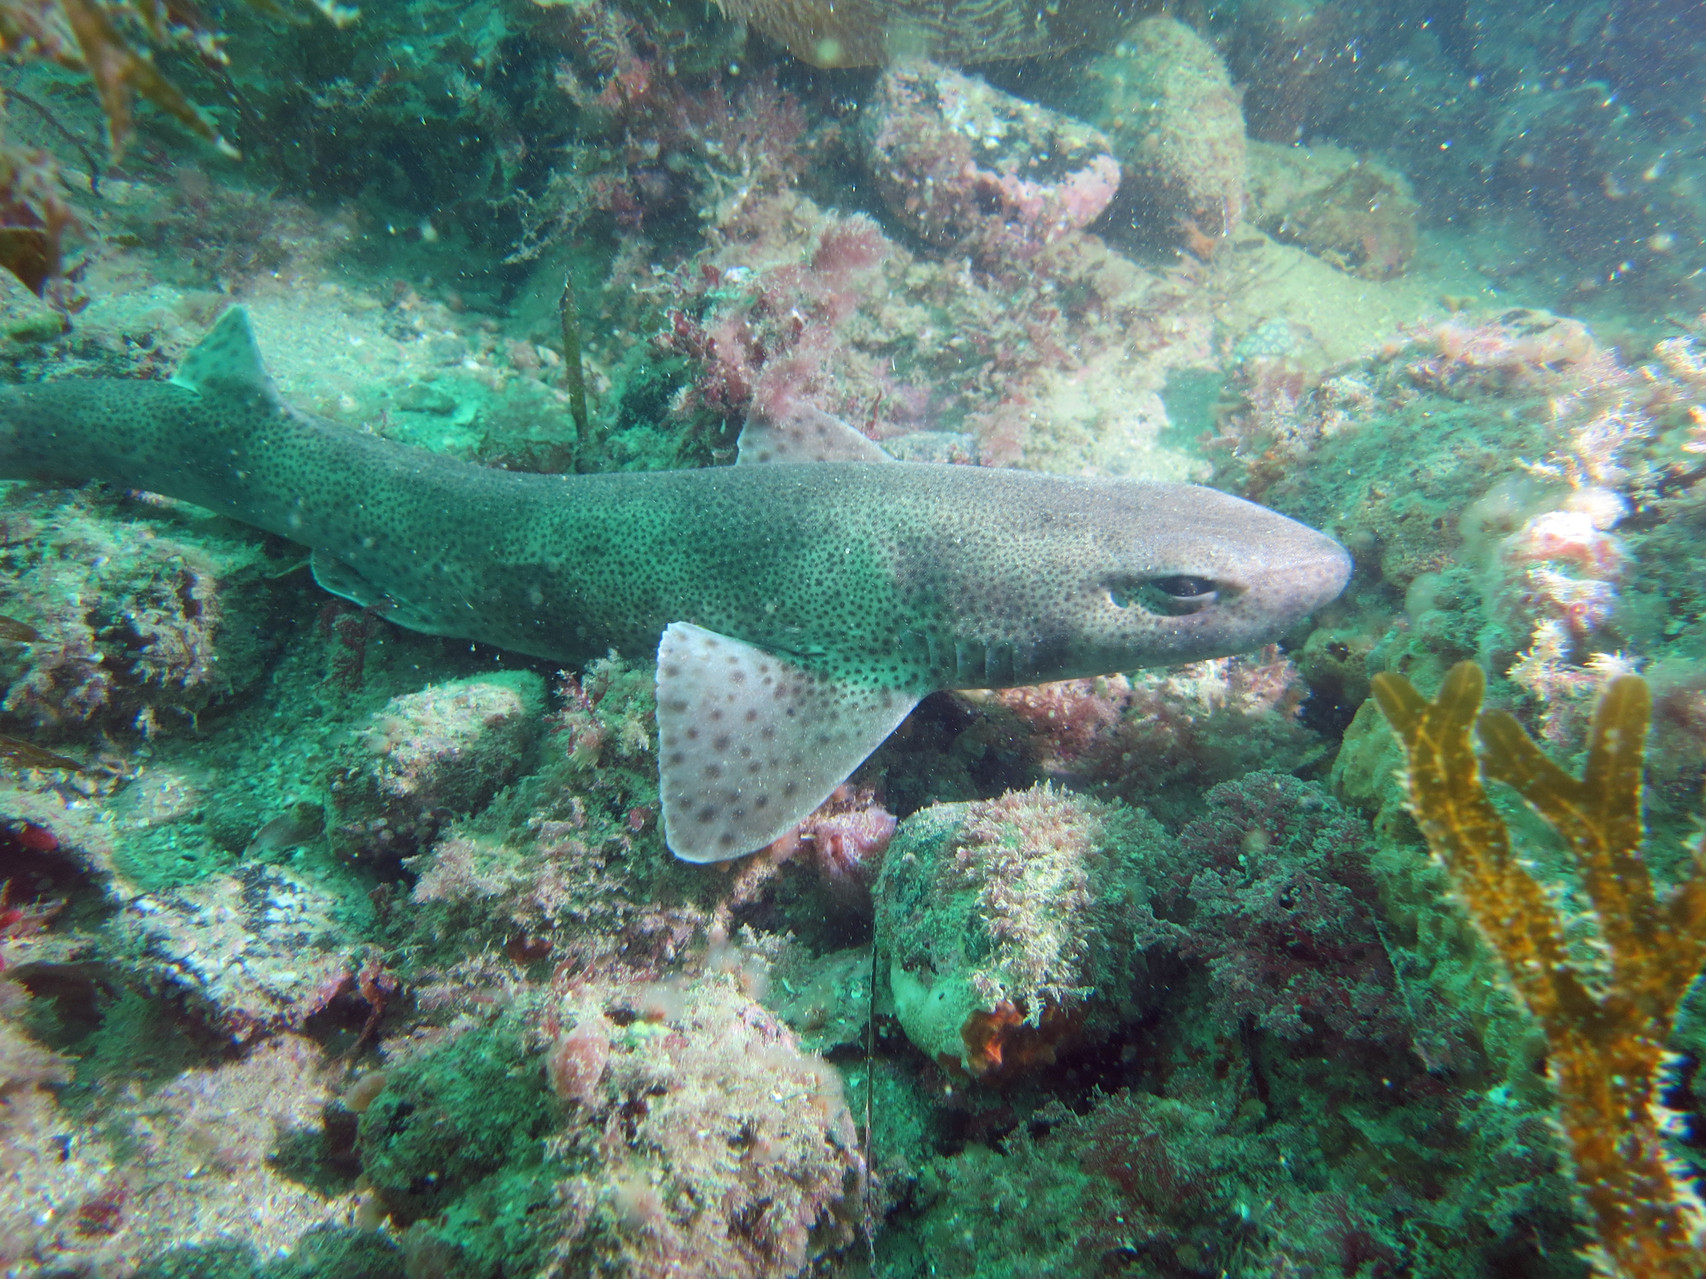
[327,671,545,862]
[876,784,1162,1078]
[1082,16,1248,244]
[859,60,1121,261]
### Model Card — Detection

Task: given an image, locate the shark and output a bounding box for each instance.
[0,307,1351,861]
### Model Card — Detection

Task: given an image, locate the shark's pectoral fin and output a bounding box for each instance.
[311,550,387,610]
[737,401,895,465]
[311,551,452,637]
[656,622,919,863]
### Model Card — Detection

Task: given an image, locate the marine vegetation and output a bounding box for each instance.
[1374,662,1706,1279]
[0,0,349,301]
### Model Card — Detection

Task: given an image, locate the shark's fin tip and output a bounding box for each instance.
[656,621,918,863]
[737,402,895,466]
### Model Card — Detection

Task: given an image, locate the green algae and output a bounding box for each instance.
[352,1019,564,1276]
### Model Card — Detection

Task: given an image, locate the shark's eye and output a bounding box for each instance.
[1108,576,1220,616]
[1152,575,1216,600]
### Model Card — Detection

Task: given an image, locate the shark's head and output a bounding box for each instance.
[1057,480,1351,675]
[988,478,1353,684]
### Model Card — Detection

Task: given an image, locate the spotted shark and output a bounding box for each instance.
[0,308,1351,861]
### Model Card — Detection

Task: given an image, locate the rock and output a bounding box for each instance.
[328,671,545,861]
[121,863,361,1042]
[1084,17,1248,242]
[546,971,863,1277]
[876,785,1165,1078]
[1247,140,1420,278]
[860,59,1121,261]
[396,381,459,414]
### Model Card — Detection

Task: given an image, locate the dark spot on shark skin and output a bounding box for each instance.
[713,735,731,751]
[695,806,717,824]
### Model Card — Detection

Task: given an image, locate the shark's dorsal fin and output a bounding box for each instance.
[737,402,894,465]
[656,622,919,862]
[172,307,282,406]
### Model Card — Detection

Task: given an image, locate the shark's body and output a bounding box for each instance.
[0,309,1351,860]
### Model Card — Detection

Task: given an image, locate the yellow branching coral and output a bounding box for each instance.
[1372,662,1706,1279]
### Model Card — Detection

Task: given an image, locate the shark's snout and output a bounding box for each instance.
[1113,488,1353,666]
[1250,525,1353,620]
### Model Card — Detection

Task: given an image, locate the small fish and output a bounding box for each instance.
[0,615,41,643]
[243,803,326,857]
[0,734,84,773]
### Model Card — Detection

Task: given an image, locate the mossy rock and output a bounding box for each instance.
[357,1020,557,1223]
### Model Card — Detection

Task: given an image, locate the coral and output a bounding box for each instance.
[634,134,1213,472]
[326,671,545,862]
[401,653,720,969]
[548,970,864,1277]
[859,60,1121,263]
[0,487,288,738]
[764,784,896,898]
[1164,772,1404,1045]
[877,785,1164,1077]
[1373,663,1706,1278]
[1249,308,1691,713]
[653,206,894,435]
[4,1031,357,1275]
[1498,494,1630,642]
[898,1089,1252,1276]
[1083,17,1248,244]
[977,647,1321,822]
